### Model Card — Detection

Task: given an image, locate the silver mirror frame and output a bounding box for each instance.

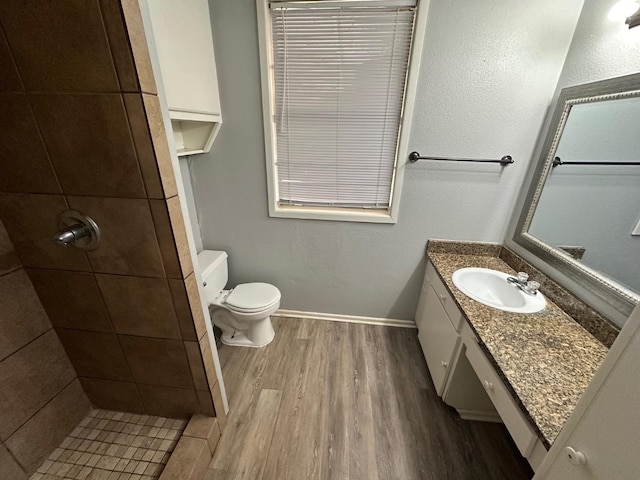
[514,73,640,317]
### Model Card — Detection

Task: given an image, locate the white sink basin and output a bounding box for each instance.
[452,267,546,313]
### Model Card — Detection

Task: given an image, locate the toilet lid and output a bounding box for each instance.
[225,283,281,311]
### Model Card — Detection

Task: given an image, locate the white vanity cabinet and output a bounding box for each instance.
[416,261,548,471]
[415,262,462,395]
[463,323,539,456]
[417,283,461,395]
[417,262,497,415]
[146,0,222,155]
[463,322,548,469]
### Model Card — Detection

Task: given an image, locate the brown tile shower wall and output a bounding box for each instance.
[0,220,91,479]
[0,0,224,425]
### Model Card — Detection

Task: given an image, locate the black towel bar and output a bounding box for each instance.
[408,151,513,166]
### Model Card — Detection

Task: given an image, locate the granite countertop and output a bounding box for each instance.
[428,251,609,447]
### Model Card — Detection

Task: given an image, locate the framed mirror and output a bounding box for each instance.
[514,73,640,317]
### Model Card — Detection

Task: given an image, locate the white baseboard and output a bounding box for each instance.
[275,309,416,329]
[456,409,503,423]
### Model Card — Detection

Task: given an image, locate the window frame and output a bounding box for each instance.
[257,0,429,224]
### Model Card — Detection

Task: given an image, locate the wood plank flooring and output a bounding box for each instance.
[206,317,533,480]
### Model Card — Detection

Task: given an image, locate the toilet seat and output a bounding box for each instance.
[224,282,281,313]
[226,299,279,315]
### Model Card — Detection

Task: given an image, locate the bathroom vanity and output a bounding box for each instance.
[416,241,610,471]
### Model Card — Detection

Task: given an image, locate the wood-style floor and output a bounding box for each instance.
[206,317,533,480]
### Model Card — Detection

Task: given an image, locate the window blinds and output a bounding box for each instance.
[270,0,416,209]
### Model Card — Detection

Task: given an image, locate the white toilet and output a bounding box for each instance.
[197,250,280,347]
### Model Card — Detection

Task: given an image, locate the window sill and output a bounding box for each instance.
[269,205,397,224]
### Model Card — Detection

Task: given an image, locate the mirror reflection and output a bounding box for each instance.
[528,96,640,293]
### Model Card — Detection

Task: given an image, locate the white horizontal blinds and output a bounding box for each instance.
[271,1,416,208]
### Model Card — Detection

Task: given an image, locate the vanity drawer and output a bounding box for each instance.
[426,262,463,331]
[464,334,537,457]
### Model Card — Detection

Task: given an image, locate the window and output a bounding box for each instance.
[257,0,424,223]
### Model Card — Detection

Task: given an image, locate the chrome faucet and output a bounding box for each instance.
[507,272,541,296]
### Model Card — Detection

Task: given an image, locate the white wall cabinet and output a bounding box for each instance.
[146,0,222,156]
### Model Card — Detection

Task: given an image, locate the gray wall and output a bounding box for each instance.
[506,0,640,327]
[188,0,581,320]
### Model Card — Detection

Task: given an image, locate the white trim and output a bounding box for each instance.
[272,0,417,8]
[256,0,431,224]
[456,409,503,423]
[138,0,229,413]
[257,0,279,219]
[203,121,223,153]
[275,309,417,328]
[527,439,548,473]
[388,0,429,223]
[270,205,396,223]
[169,109,222,122]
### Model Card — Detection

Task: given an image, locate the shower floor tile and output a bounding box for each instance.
[29,409,187,480]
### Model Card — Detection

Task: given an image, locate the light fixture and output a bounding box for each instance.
[628,7,640,27]
[608,0,640,28]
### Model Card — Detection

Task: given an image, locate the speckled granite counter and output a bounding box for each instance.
[427,250,609,448]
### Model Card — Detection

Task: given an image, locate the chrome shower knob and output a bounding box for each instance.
[52,210,101,250]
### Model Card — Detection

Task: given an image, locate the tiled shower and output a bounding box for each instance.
[0,1,225,478]
[32,409,186,480]
[0,218,91,476]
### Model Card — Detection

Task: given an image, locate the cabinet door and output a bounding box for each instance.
[414,275,429,331]
[425,262,464,331]
[148,0,221,116]
[418,285,460,396]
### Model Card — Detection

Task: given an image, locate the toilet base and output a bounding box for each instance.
[221,328,274,348]
[209,303,278,348]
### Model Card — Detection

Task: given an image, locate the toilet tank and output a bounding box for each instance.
[197,250,228,303]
